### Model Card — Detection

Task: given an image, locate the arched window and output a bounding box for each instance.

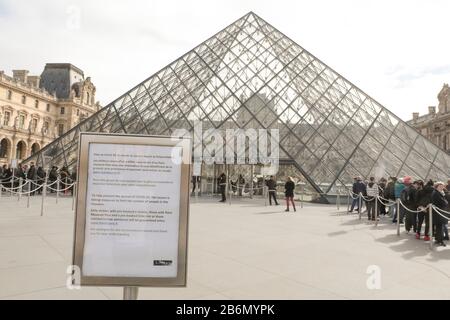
[0,138,9,158]
[31,143,40,155]
[16,141,26,159]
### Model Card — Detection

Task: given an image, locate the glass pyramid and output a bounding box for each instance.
[24,12,450,195]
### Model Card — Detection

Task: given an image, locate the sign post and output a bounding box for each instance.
[72,133,191,297]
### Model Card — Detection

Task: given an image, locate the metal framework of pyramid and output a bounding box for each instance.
[24,12,450,195]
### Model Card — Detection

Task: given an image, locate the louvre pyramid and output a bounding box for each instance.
[25,12,450,195]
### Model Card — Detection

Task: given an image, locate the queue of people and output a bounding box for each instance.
[0,163,77,195]
[350,175,450,247]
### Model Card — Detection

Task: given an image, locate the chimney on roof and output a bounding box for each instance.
[27,76,40,88]
[412,112,419,121]
[12,70,29,83]
[429,106,436,114]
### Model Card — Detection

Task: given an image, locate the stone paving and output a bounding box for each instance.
[0,194,449,299]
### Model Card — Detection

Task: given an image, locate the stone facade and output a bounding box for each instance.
[407,84,450,153]
[0,64,100,166]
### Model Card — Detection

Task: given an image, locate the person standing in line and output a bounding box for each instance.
[266,176,279,206]
[237,174,245,197]
[431,181,448,247]
[445,179,450,195]
[48,166,58,193]
[70,167,77,196]
[284,176,296,212]
[401,177,418,234]
[416,180,433,241]
[349,177,366,212]
[60,166,71,195]
[27,162,37,196]
[1,165,12,189]
[349,177,359,212]
[378,178,387,215]
[15,163,26,188]
[218,173,227,202]
[366,177,379,221]
[36,166,46,195]
[393,178,405,223]
[384,177,397,217]
[443,182,450,241]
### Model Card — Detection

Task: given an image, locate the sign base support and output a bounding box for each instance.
[123,286,139,300]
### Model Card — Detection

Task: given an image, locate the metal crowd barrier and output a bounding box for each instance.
[0,176,76,216]
[348,190,449,250]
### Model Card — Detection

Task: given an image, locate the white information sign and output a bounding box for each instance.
[73,133,190,287]
[83,143,182,278]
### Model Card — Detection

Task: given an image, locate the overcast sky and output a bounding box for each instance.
[1,0,449,121]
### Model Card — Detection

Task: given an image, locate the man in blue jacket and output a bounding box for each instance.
[393,177,406,223]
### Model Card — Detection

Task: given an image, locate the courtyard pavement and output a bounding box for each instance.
[0,194,449,299]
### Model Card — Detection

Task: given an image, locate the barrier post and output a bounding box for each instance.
[41,176,47,217]
[250,165,254,199]
[358,192,362,220]
[396,199,400,236]
[347,192,350,213]
[300,190,304,209]
[18,178,23,201]
[337,190,340,211]
[225,165,229,201]
[72,183,76,211]
[375,195,378,226]
[27,182,31,208]
[56,179,59,204]
[429,204,433,250]
[264,186,267,207]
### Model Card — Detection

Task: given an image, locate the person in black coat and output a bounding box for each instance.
[191,176,200,195]
[431,182,448,246]
[218,173,227,202]
[48,166,58,193]
[14,164,26,188]
[350,177,366,212]
[1,165,12,189]
[36,167,46,195]
[237,174,245,197]
[415,180,433,240]
[60,166,71,194]
[402,180,418,233]
[384,177,397,216]
[284,176,296,212]
[27,162,37,195]
[378,178,387,215]
[265,176,279,206]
